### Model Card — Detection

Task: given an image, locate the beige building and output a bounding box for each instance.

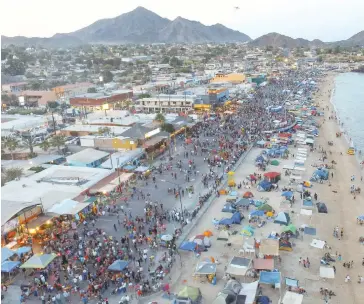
[18,91,57,107]
[135,94,194,113]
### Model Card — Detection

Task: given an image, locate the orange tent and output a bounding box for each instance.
[203,230,213,237]
[243,191,254,198]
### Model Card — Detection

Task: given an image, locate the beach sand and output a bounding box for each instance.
[143,73,364,304]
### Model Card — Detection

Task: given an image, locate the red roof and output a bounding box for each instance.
[264,172,281,178]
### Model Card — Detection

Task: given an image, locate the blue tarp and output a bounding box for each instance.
[258,180,272,191]
[281,191,293,198]
[179,241,197,251]
[358,215,364,221]
[108,260,130,271]
[311,168,329,181]
[250,210,265,217]
[257,296,270,304]
[1,261,20,273]
[231,212,242,224]
[303,200,313,207]
[15,247,32,255]
[285,277,298,287]
[219,218,234,225]
[259,271,281,284]
[304,227,317,235]
[1,248,15,263]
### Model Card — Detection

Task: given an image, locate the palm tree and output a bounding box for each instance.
[3,136,19,160]
[21,134,36,156]
[39,140,51,153]
[50,135,66,154]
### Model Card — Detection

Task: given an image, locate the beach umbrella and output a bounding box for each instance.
[20,253,57,269]
[15,247,32,256]
[1,248,16,263]
[1,261,20,273]
[108,260,130,272]
[161,234,173,242]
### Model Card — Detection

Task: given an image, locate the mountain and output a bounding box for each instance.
[1,7,251,47]
[249,32,325,48]
[331,30,364,47]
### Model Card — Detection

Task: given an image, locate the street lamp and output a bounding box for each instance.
[161,179,184,222]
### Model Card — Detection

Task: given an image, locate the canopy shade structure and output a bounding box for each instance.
[107,260,129,272]
[259,271,281,285]
[239,280,259,304]
[226,256,252,277]
[20,253,57,269]
[285,277,299,287]
[195,261,217,275]
[282,291,303,304]
[47,199,90,215]
[1,261,21,272]
[1,247,16,263]
[15,247,32,255]
[320,266,335,279]
[259,239,279,256]
[253,258,274,270]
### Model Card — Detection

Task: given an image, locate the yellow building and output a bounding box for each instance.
[211,73,246,84]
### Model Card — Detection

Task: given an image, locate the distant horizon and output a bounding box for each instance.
[1,1,364,41]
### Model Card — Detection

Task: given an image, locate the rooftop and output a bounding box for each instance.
[72,90,132,100]
[61,124,131,135]
[1,165,112,224]
[66,148,109,164]
[100,149,144,170]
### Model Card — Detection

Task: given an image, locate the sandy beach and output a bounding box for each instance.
[143,73,364,304]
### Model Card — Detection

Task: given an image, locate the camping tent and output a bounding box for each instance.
[264,172,281,183]
[270,160,280,166]
[316,202,328,213]
[241,226,255,236]
[243,191,254,198]
[279,239,292,251]
[222,203,237,213]
[282,224,297,236]
[226,256,252,277]
[108,260,130,272]
[177,286,201,303]
[258,203,273,212]
[231,212,243,224]
[20,253,57,269]
[250,210,265,217]
[257,180,272,192]
[236,198,251,206]
[274,212,290,226]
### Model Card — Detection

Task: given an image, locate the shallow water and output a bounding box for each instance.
[331,72,364,153]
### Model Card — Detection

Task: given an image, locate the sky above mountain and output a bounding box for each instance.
[2,0,364,41]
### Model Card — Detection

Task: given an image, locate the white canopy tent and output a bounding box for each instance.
[47,199,90,215]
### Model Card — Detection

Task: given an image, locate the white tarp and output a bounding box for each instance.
[310,239,325,249]
[47,199,90,215]
[300,209,312,216]
[239,280,259,304]
[282,291,303,304]
[320,266,335,279]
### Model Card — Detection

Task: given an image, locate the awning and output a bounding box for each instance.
[20,253,57,269]
[27,215,54,230]
[47,199,90,215]
[92,173,134,194]
[253,258,274,270]
[1,261,21,273]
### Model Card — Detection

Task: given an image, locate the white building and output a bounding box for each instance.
[135,94,195,113]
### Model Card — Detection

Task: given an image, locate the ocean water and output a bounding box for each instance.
[331,72,364,153]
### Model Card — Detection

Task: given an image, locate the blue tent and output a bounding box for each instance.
[259,271,281,285]
[108,260,130,272]
[235,198,251,206]
[281,191,293,199]
[219,218,234,225]
[257,296,270,304]
[304,227,317,235]
[274,212,290,226]
[15,247,32,256]
[231,212,242,224]
[1,248,16,263]
[358,215,364,221]
[258,180,272,191]
[250,210,264,217]
[303,199,313,208]
[222,203,237,213]
[256,155,265,163]
[1,261,21,273]
[179,241,197,251]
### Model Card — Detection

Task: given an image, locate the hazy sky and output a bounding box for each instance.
[1,0,363,41]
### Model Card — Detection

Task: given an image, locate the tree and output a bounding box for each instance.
[3,136,19,160]
[21,133,37,157]
[39,140,51,152]
[87,87,97,93]
[29,81,41,90]
[155,113,166,123]
[50,135,66,154]
[139,93,151,99]
[98,127,111,136]
[4,59,26,76]
[101,70,113,83]
[161,56,170,64]
[3,167,23,184]
[169,57,183,68]
[333,45,341,54]
[161,123,175,133]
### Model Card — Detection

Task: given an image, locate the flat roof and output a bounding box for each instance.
[1,165,112,224]
[2,154,64,170]
[100,149,144,170]
[66,148,109,164]
[61,124,131,135]
[73,90,132,99]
